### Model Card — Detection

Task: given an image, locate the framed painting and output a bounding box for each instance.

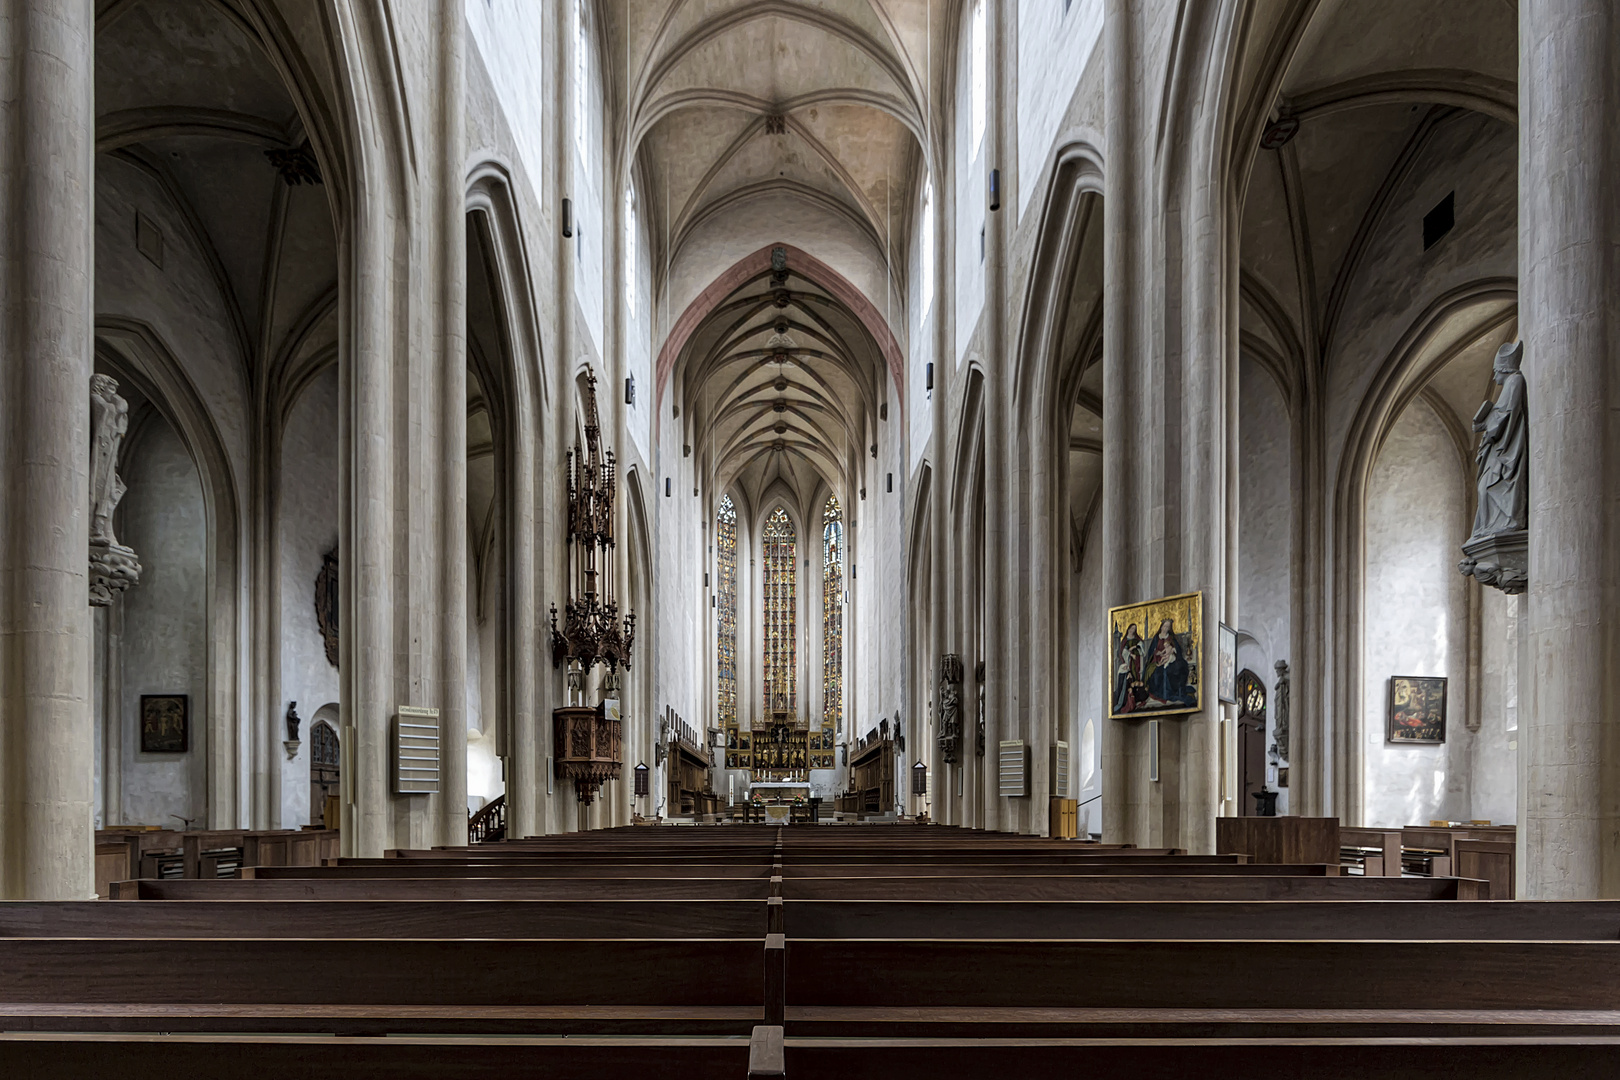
[1218,622,1238,704]
[1387,676,1446,744]
[1107,591,1203,719]
[140,694,188,753]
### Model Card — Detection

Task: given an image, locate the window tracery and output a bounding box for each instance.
[822,496,843,739]
[716,495,738,731]
[763,507,796,717]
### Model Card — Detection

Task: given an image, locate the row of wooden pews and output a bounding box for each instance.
[2,824,1615,1077]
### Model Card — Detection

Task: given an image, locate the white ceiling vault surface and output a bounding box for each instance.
[624,0,943,504]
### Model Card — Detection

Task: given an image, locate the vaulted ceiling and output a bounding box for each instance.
[617,0,943,506]
[622,0,940,271]
[1237,0,1518,434]
[676,251,891,511]
[95,0,338,395]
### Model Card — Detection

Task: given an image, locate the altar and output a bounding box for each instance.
[749,781,811,823]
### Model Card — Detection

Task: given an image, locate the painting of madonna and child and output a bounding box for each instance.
[1108,591,1203,719]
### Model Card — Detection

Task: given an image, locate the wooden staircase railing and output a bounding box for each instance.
[468,794,506,843]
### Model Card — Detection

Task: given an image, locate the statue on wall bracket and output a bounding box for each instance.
[1458,341,1528,594]
[88,374,141,605]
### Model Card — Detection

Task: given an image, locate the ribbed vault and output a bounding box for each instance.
[674,248,892,510]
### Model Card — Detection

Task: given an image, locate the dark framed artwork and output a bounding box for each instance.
[1387,676,1447,744]
[140,694,189,753]
[1217,623,1238,704]
[1107,591,1203,719]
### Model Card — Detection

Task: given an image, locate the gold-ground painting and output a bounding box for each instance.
[1108,591,1203,720]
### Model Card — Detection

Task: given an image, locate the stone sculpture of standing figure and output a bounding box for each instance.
[88,374,141,605]
[1459,341,1529,593]
[1272,659,1290,764]
[1470,341,1528,539]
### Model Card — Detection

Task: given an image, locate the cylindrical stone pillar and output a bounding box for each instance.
[1520,0,1620,898]
[0,0,96,900]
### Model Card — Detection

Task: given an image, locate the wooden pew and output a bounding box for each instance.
[780,875,1488,900]
[768,1032,1620,1080]
[1216,816,1340,865]
[1454,838,1516,899]
[778,899,1620,940]
[778,938,1620,1035]
[0,900,768,939]
[0,1032,751,1079]
[1340,826,1402,876]
[0,936,767,1036]
[109,877,774,900]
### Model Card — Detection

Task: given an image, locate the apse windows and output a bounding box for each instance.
[763,507,797,717]
[716,495,738,728]
[822,497,844,735]
[970,0,986,152]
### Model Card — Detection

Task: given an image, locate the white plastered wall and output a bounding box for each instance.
[278,365,340,828]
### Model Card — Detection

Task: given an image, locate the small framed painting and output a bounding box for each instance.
[1217,623,1238,704]
[1387,676,1446,744]
[140,694,189,753]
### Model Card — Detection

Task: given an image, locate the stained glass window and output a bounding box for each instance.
[822,496,843,733]
[716,495,738,728]
[763,507,796,716]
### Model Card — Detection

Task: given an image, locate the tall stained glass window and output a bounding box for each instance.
[822,497,843,733]
[716,495,738,727]
[763,507,796,715]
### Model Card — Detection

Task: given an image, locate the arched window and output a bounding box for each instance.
[624,184,637,319]
[573,0,590,160]
[822,496,843,734]
[918,176,935,320]
[716,495,738,727]
[763,507,796,716]
[969,0,986,150]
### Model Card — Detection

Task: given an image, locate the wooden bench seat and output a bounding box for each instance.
[110,877,773,900]
[769,1032,1620,1080]
[778,899,1620,940]
[780,874,1486,900]
[780,938,1620,1012]
[0,1032,751,1079]
[0,900,769,938]
[0,937,766,1036]
[244,861,1318,880]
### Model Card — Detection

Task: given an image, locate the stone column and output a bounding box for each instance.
[980,0,1012,833]
[437,0,469,846]
[0,0,96,899]
[1101,0,1151,847]
[337,0,468,856]
[1520,0,1620,898]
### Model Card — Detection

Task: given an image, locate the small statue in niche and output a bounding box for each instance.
[285,701,302,744]
[1272,659,1290,764]
[88,373,142,605]
[1459,341,1529,594]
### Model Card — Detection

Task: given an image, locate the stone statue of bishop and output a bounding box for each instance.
[1458,341,1528,593]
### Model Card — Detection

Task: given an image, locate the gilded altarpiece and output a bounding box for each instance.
[816,496,842,768]
[756,508,805,780]
[717,496,749,769]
